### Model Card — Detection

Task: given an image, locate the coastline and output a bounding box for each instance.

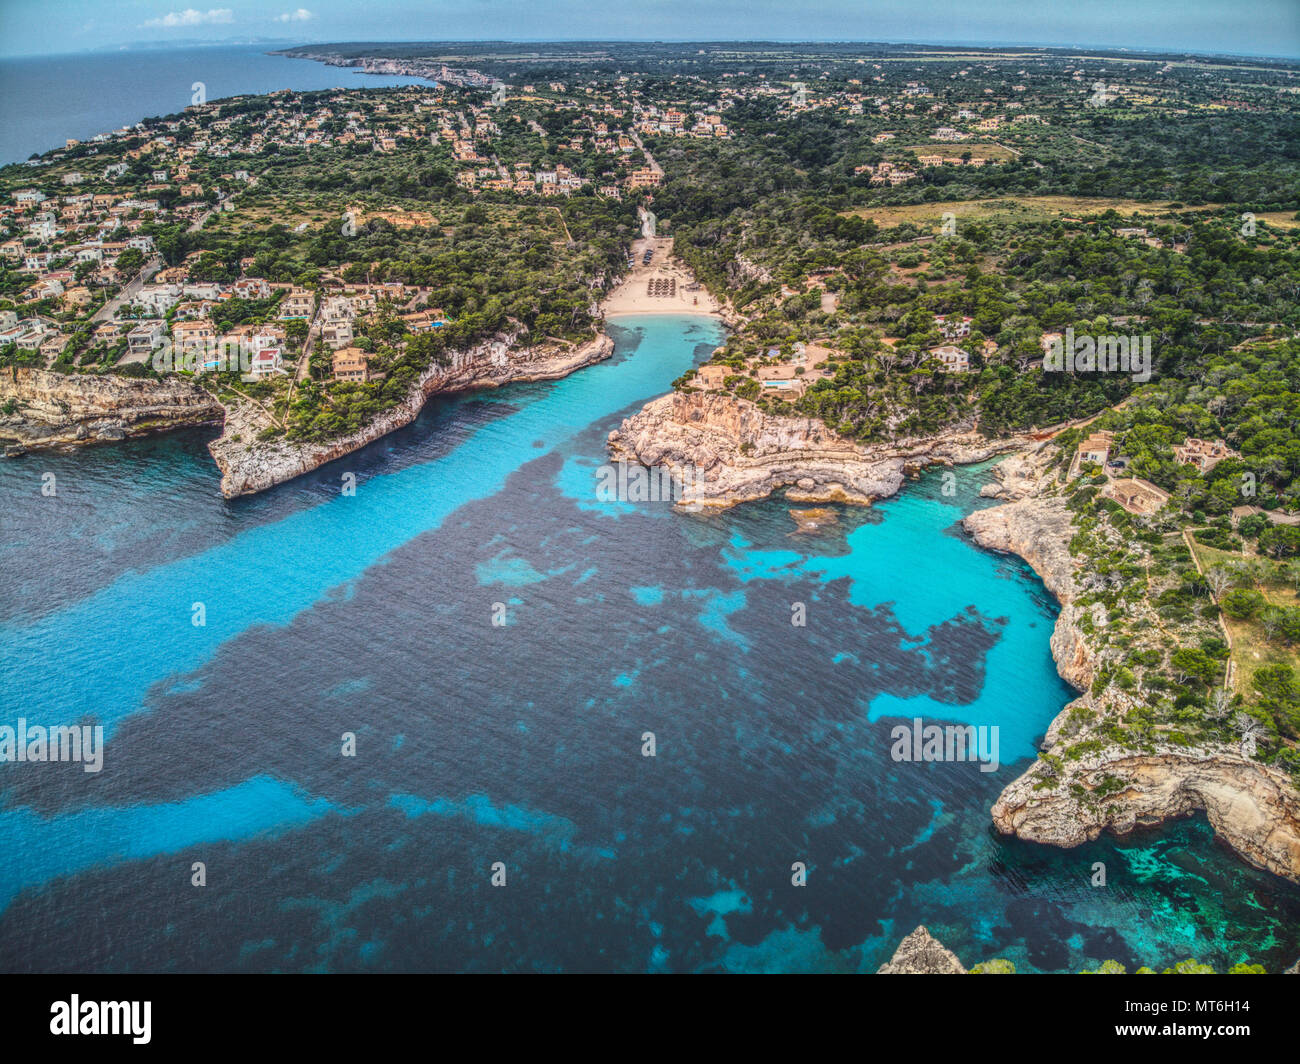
[0,237,724,496]
[607,388,1029,510]
[212,237,728,498]
[962,449,1300,884]
[605,386,1300,885]
[209,330,614,498]
[0,367,224,452]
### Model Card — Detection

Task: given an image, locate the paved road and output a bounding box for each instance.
[294,303,322,384]
[91,206,216,325]
[91,254,161,324]
[628,130,662,174]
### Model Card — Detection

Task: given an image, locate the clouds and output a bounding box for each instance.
[137,6,313,31]
[142,8,235,29]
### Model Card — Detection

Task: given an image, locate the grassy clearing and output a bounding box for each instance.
[894,143,1018,162]
[1191,540,1300,695]
[1257,211,1300,231]
[844,195,1222,229]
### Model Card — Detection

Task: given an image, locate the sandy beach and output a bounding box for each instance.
[601,236,722,317]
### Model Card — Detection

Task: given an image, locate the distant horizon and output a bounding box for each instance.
[5,35,1299,64]
[2,0,1296,61]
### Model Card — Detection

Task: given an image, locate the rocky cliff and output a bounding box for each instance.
[0,366,223,451]
[210,332,613,498]
[607,390,1026,508]
[963,449,1300,884]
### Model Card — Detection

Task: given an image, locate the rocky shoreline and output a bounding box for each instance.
[607,391,1300,884]
[0,366,223,452]
[0,332,613,498]
[963,450,1300,884]
[210,331,614,498]
[607,389,1030,508]
[877,924,1298,972]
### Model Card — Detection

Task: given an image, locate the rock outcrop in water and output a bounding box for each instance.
[210,332,613,498]
[0,366,223,451]
[607,390,1027,508]
[877,926,967,973]
[963,449,1300,885]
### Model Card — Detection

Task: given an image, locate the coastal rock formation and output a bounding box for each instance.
[963,449,1300,885]
[0,366,223,451]
[210,332,613,498]
[961,488,1095,690]
[991,745,1300,880]
[877,926,967,974]
[607,390,1026,508]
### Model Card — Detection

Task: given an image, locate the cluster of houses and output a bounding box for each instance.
[92,261,451,383]
[1068,430,1243,515]
[925,316,985,373]
[0,310,67,362]
[693,341,837,399]
[320,289,449,384]
[631,107,730,139]
[1,186,161,320]
[5,85,681,253]
[913,153,993,168]
[852,161,919,186]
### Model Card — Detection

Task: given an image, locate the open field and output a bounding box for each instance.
[845,195,1223,230]
[1191,540,1300,696]
[213,199,347,233]
[896,143,1018,163]
[1258,211,1300,231]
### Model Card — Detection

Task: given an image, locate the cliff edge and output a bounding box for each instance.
[607,390,1026,508]
[210,332,613,498]
[963,449,1300,884]
[0,366,222,450]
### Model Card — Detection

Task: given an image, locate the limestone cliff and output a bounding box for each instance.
[210,332,613,498]
[0,366,222,450]
[607,390,1027,508]
[963,449,1300,885]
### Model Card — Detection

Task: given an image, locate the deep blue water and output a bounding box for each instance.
[1,314,1299,973]
[0,45,435,165]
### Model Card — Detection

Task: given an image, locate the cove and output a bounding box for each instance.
[2,313,1299,974]
[0,316,726,739]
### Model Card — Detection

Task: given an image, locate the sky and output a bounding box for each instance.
[0,0,1297,60]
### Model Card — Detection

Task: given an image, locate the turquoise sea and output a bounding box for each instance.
[1,314,1298,972]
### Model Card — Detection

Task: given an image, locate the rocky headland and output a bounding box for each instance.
[1,332,613,498]
[0,366,223,452]
[607,390,1029,508]
[606,390,1300,884]
[211,331,613,498]
[964,449,1300,884]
